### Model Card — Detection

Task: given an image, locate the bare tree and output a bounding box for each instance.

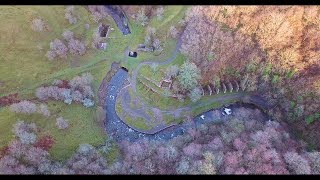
[47,39,68,60]
[62,30,74,41]
[56,117,69,130]
[68,38,86,56]
[169,26,179,39]
[156,6,164,21]
[65,6,77,24]
[31,18,46,32]
[10,101,37,114]
[136,9,149,26]
[88,6,108,23]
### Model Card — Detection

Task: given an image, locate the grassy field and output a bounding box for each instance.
[0,6,110,161]
[0,5,189,161]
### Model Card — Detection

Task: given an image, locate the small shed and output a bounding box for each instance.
[98,23,110,37]
[160,79,172,89]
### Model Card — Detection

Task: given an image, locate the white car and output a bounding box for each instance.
[200,115,205,120]
[109,95,115,100]
[224,108,232,115]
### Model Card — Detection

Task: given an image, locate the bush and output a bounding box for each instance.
[82,98,94,108]
[156,6,164,21]
[62,30,74,41]
[68,38,86,56]
[9,101,37,114]
[150,63,158,74]
[35,86,67,101]
[136,9,148,26]
[88,6,107,23]
[13,121,37,145]
[65,6,77,24]
[46,51,56,61]
[31,18,46,32]
[71,90,83,102]
[69,73,93,90]
[35,73,94,107]
[152,38,161,51]
[144,27,156,47]
[47,39,68,60]
[37,104,51,117]
[62,89,72,104]
[64,144,108,174]
[188,87,202,102]
[165,65,179,78]
[34,135,55,151]
[0,93,20,107]
[56,117,69,130]
[84,24,90,30]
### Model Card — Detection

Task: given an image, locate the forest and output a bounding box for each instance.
[0,5,319,175]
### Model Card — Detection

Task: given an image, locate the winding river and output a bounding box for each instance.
[104,8,272,142]
[104,68,271,142]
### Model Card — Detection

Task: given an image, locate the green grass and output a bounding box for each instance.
[139,65,164,84]
[0,101,106,162]
[120,6,188,71]
[115,91,152,131]
[149,6,189,39]
[190,93,239,117]
[305,112,320,125]
[163,114,183,125]
[0,5,190,161]
[138,53,186,85]
[115,100,124,116]
[0,6,110,96]
[0,6,124,161]
[124,115,151,131]
[137,81,191,110]
[191,101,221,117]
[136,53,189,110]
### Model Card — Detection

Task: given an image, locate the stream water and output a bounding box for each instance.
[105,68,271,143]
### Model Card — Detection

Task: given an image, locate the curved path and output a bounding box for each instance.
[105,70,267,142]
[105,13,271,142]
[131,36,183,95]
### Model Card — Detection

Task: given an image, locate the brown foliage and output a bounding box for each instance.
[181,16,265,84]
[183,6,320,149]
[0,93,20,107]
